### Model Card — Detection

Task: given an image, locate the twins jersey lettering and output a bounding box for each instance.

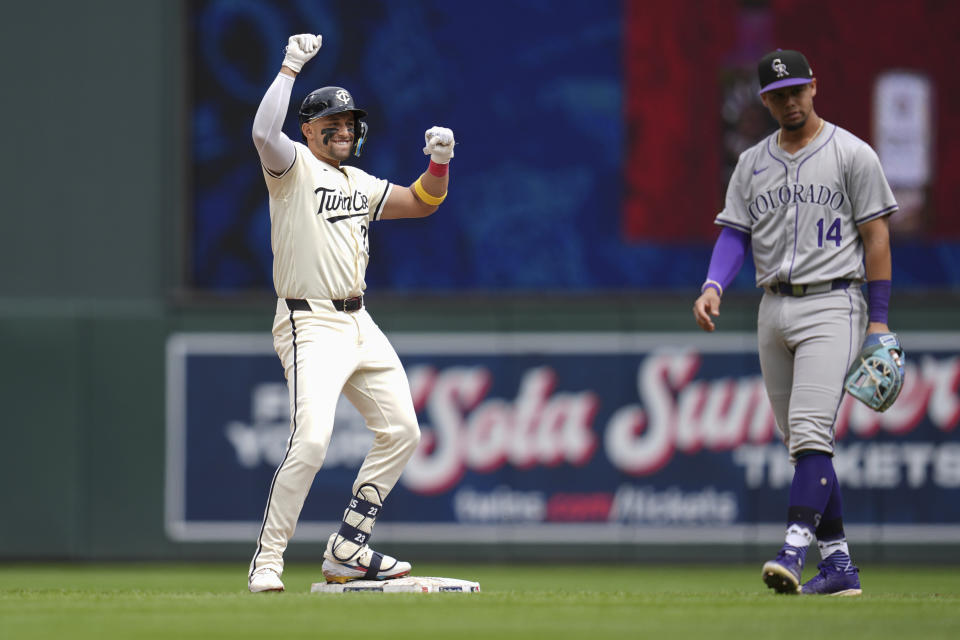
[716,122,898,287]
[263,141,392,300]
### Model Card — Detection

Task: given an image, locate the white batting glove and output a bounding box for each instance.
[282,34,321,73]
[423,126,455,164]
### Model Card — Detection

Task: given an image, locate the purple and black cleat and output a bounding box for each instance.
[801,552,862,596]
[761,545,804,594]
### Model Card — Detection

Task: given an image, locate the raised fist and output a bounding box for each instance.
[423,126,455,164]
[282,34,321,73]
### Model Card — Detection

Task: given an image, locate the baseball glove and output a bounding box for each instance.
[843,333,905,412]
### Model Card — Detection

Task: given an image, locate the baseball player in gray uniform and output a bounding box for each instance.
[246,34,455,593]
[693,49,898,596]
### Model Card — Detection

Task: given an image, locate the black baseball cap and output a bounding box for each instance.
[757,49,814,94]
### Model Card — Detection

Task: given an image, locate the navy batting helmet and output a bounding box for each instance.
[298,86,368,156]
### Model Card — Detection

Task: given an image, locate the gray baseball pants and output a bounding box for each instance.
[757,287,867,462]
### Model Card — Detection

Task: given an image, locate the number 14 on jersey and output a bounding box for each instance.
[816,218,842,247]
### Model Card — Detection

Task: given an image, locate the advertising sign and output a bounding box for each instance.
[166,332,960,543]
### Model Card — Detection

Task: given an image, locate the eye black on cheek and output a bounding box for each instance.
[320,128,337,144]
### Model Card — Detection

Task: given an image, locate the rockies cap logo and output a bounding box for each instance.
[335,89,351,104]
[758,49,813,94]
[772,58,788,78]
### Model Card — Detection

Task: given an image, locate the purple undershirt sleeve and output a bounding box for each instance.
[702,227,750,295]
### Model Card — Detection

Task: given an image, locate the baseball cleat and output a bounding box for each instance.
[761,545,804,594]
[248,568,285,593]
[801,552,862,596]
[322,534,411,584]
[321,549,411,584]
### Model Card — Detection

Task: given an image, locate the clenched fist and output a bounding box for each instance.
[423,126,455,164]
[282,34,321,73]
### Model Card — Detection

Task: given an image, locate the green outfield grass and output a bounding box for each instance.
[1,563,958,639]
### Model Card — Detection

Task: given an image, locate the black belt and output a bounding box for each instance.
[285,296,363,312]
[766,279,852,297]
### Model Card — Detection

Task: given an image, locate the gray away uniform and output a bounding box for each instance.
[716,121,897,460]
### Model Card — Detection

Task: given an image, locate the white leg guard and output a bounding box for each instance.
[328,484,382,561]
[321,484,411,583]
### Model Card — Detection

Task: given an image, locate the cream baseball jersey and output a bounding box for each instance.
[716,122,898,287]
[262,140,392,299]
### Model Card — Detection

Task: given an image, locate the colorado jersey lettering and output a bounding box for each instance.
[716,122,897,287]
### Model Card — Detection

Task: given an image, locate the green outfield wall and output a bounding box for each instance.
[2,296,957,563]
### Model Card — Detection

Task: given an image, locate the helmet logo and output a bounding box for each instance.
[335,89,351,105]
[772,58,788,78]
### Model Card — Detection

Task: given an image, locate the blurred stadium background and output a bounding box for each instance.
[1,0,958,567]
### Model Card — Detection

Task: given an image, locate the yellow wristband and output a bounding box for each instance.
[702,279,723,296]
[414,176,447,206]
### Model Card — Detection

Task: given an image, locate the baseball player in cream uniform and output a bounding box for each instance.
[693,49,897,596]
[247,34,455,593]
